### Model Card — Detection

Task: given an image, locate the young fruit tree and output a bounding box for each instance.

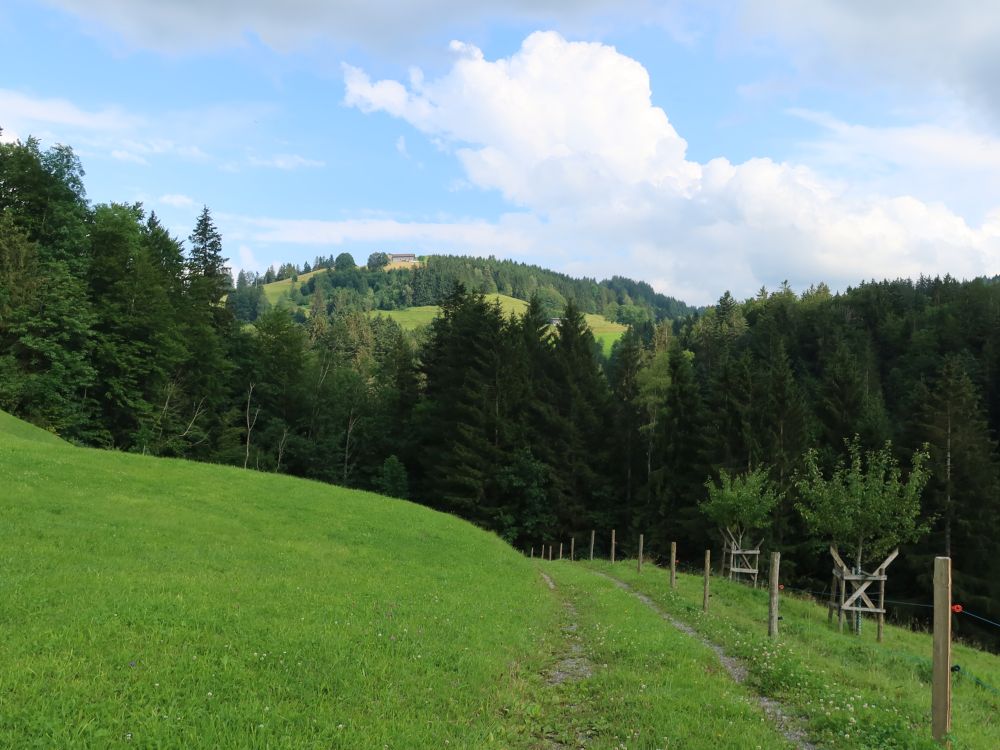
[701,467,779,582]
[795,437,931,571]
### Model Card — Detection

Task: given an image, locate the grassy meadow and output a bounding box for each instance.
[0,410,789,748]
[0,412,562,748]
[587,557,1000,749]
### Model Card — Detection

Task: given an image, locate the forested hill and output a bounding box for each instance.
[3,135,1000,648]
[227,251,700,326]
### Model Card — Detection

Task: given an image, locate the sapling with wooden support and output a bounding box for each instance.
[796,437,930,639]
[700,467,778,589]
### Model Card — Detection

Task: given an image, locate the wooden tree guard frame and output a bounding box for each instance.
[723,527,762,587]
[827,545,898,641]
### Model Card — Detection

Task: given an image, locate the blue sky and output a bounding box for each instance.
[2,1,999,303]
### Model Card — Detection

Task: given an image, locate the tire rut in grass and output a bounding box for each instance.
[595,572,816,750]
[538,571,593,749]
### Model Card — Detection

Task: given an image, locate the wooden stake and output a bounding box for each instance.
[838,569,846,633]
[877,565,886,643]
[768,551,780,639]
[559,543,563,561]
[530,547,534,559]
[670,541,677,590]
[548,545,553,561]
[637,534,644,573]
[703,549,711,612]
[932,556,952,746]
[570,537,575,561]
[611,529,616,563]
[828,573,837,623]
[589,530,595,561]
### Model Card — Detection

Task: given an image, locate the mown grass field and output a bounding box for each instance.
[0,411,562,748]
[370,294,627,354]
[260,269,323,306]
[0,410,793,749]
[586,557,1000,749]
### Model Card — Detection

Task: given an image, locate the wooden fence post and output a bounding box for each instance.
[570,537,575,561]
[559,543,563,561]
[768,551,780,639]
[589,530,595,560]
[637,534,644,573]
[530,547,534,559]
[877,563,887,643]
[670,541,677,590]
[703,550,711,612]
[548,545,553,561]
[611,529,616,563]
[932,556,952,746]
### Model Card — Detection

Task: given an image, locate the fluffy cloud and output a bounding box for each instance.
[160,193,196,208]
[344,32,1000,302]
[0,88,139,133]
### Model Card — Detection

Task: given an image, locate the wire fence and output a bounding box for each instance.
[530,538,1000,699]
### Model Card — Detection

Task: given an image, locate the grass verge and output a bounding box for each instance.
[587,559,1000,749]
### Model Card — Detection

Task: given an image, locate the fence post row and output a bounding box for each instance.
[932,556,952,747]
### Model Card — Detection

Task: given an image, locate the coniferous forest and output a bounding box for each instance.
[3,137,1000,646]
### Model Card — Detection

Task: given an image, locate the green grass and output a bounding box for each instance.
[0,411,561,748]
[1,409,796,749]
[0,409,66,445]
[260,269,323,307]
[12,406,995,748]
[371,295,626,354]
[588,559,1000,749]
[536,561,794,749]
[584,314,628,355]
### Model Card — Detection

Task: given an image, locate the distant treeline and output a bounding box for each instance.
[3,136,999,648]
[228,251,699,324]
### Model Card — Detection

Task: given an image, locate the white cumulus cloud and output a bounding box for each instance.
[343,31,1000,302]
[160,193,196,208]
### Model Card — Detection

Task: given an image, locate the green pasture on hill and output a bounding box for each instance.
[0,410,783,748]
[7,407,996,748]
[368,294,628,354]
[0,411,560,748]
[585,557,1000,749]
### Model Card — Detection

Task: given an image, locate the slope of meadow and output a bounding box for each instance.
[0,411,560,748]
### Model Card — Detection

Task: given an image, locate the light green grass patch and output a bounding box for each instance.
[539,561,794,749]
[0,409,67,445]
[589,559,1000,749]
[0,410,560,748]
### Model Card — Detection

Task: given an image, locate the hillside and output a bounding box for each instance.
[0,409,785,748]
[238,253,690,354]
[0,410,556,747]
[3,409,999,748]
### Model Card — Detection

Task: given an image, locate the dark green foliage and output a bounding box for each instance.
[376,455,409,498]
[367,252,389,271]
